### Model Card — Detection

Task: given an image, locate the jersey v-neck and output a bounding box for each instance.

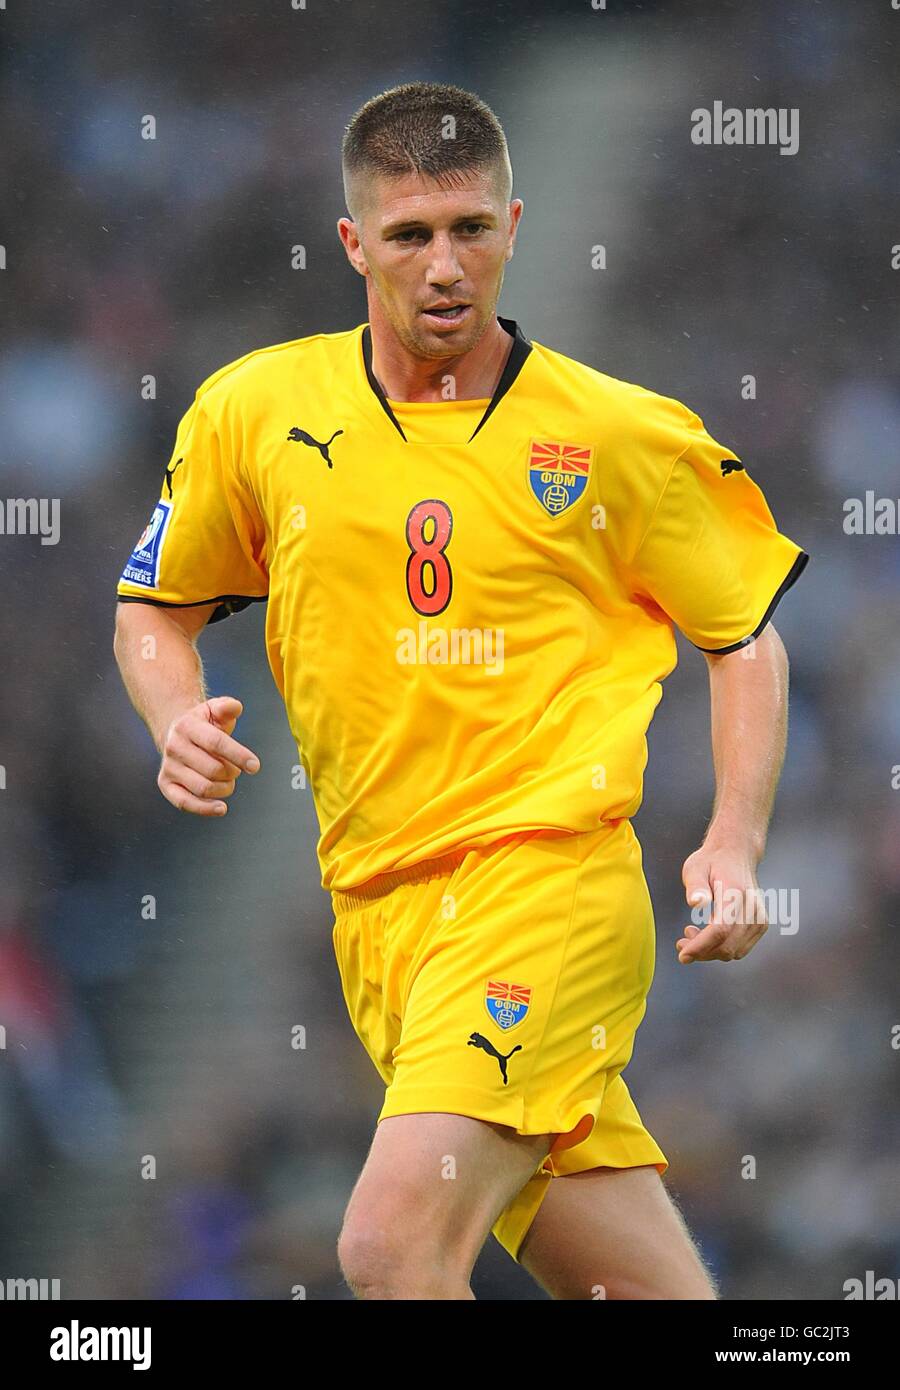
[386,396,489,444]
[360,315,532,444]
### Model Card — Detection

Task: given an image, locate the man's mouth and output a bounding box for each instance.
[421,303,471,327]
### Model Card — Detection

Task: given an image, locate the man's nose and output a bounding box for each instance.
[426,233,463,285]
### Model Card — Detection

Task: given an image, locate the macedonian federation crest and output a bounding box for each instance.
[484,980,533,1031]
[527,440,594,517]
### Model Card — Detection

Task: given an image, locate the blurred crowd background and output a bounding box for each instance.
[0,0,897,1299]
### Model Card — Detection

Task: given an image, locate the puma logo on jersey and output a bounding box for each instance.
[164,457,184,497]
[467,1031,522,1085]
[287,427,343,468]
[720,459,745,476]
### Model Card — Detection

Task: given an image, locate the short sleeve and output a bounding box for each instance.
[116,392,268,625]
[629,412,808,653]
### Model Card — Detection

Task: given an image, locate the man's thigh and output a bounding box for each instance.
[518,1164,717,1300]
[340,1111,553,1276]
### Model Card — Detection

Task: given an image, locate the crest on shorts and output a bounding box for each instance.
[527,440,593,517]
[484,979,532,1031]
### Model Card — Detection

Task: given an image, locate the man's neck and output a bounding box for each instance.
[367,310,514,403]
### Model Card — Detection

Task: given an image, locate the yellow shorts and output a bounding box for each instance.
[330,819,668,1263]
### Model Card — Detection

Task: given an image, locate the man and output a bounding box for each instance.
[114,81,808,1299]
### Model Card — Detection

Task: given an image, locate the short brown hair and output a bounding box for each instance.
[342,81,512,218]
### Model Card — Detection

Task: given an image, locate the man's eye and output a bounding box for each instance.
[462,223,487,234]
[394,229,423,243]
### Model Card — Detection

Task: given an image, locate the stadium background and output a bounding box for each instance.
[0,0,897,1299]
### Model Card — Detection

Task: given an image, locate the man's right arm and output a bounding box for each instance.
[113,601,261,817]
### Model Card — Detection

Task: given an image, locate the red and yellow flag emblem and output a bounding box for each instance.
[527,440,594,516]
[528,440,593,472]
[484,979,533,1031]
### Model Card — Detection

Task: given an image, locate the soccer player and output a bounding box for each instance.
[113,82,808,1300]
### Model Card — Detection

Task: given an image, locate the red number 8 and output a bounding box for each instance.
[405,499,453,616]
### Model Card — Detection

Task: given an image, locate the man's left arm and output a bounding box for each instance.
[676,623,789,964]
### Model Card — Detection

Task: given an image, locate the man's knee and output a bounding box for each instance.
[335,1112,553,1296]
[337,1217,402,1297]
[337,1212,469,1299]
[337,1178,477,1298]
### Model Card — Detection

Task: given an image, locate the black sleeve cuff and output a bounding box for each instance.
[115,593,267,626]
[692,550,809,655]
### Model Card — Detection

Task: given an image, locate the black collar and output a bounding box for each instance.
[360,316,532,443]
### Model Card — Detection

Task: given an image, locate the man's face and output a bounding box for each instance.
[338,167,523,359]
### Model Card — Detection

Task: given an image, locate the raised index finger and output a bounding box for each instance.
[192,722,260,773]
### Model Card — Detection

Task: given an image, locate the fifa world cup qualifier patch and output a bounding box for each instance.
[485,979,532,1031]
[120,501,172,589]
[527,440,594,517]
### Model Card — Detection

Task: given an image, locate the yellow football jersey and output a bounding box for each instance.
[116,318,808,892]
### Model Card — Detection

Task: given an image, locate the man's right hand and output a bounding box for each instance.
[157,695,261,816]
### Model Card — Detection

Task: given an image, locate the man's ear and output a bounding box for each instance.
[504,198,524,262]
[337,216,368,275]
